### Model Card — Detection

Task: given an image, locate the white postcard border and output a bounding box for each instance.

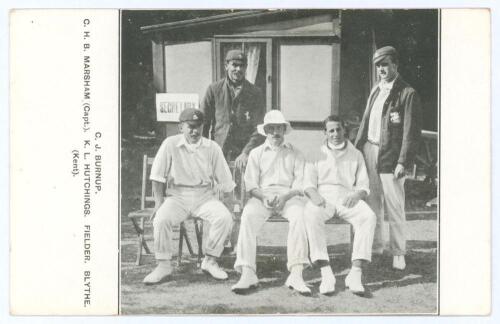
[3,1,499,322]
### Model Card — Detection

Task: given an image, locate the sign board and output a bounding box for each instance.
[155,93,199,122]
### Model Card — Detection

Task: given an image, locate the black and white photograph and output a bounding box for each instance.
[120,9,439,314]
[6,4,493,320]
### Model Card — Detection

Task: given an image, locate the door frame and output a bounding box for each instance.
[214,38,273,111]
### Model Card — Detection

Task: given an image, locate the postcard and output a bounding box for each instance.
[9,8,491,316]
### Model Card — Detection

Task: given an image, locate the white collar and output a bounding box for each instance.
[324,140,347,151]
[322,140,350,156]
[378,74,398,91]
[176,135,209,148]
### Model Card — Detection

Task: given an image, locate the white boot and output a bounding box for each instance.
[285,265,311,296]
[201,256,228,280]
[393,255,406,270]
[319,266,336,295]
[231,266,259,294]
[143,260,173,284]
[345,266,365,295]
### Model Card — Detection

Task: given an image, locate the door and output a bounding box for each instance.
[214,38,272,111]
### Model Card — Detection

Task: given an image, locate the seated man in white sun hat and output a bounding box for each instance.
[303,114,376,295]
[231,110,310,295]
[143,108,235,284]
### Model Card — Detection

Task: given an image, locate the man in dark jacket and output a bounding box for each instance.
[354,46,422,270]
[200,50,266,170]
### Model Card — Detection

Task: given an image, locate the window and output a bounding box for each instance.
[279,42,334,122]
[164,41,213,101]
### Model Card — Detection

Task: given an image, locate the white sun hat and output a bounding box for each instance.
[257,110,293,136]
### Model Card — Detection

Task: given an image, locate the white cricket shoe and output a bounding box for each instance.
[285,274,311,296]
[143,261,173,285]
[201,258,228,280]
[231,269,259,294]
[393,255,406,270]
[319,271,336,295]
[345,268,365,295]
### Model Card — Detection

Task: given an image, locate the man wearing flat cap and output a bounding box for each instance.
[200,49,266,169]
[354,46,422,270]
[143,108,235,284]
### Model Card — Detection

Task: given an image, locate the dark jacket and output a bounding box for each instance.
[355,76,422,173]
[200,78,265,157]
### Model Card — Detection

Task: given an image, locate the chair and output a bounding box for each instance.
[226,161,246,249]
[127,155,203,266]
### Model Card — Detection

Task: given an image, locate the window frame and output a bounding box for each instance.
[275,37,340,127]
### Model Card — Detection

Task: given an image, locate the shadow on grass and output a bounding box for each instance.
[214,240,437,297]
[122,238,436,296]
[363,240,437,293]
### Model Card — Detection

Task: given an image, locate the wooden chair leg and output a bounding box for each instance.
[140,217,152,255]
[142,239,152,255]
[136,234,143,266]
[178,222,185,265]
[194,219,204,266]
[184,227,195,256]
[130,218,143,266]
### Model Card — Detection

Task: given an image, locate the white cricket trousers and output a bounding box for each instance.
[234,189,309,273]
[304,186,376,263]
[363,142,407,256]
[153,187,232,260]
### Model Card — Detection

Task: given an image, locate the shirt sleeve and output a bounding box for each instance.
[291,150,305,192]
[354,150,370,195]
[212,143,236,193]
[303,160,318,192]
[243,148,261,192]
[150,139,171,183]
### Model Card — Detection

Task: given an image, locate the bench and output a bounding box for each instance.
[228,164,354,258]
[128,154,354,266]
